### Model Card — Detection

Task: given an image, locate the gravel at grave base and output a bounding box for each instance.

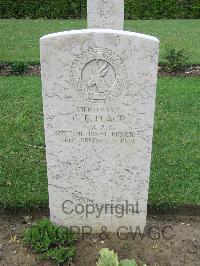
[0,65,200,78]
[0,213,199,266]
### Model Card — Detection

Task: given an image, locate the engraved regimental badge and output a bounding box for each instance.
[71,47,127,103]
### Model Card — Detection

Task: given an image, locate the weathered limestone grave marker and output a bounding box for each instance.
[40,0,159,233]
[87,0,124,30]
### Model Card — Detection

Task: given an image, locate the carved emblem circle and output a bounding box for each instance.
[97,0,113,19]
[71,47,127,103]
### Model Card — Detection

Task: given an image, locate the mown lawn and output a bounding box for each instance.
[0,19,200,64]
[0,77,47,208]
[150,77,200,208]
[0,76,199,208]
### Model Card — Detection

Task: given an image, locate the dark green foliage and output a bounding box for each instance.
[125,0,200,19]
[10,62,28,75]
[44,246,76,265]
[164,49,189,72]
[0,0,87,19]
[0,0,199,19]
[23,218,76,264]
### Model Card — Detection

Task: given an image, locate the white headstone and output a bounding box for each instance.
[87,0,124,30]
[40,29,159,233]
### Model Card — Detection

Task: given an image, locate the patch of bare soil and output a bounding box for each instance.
[0,212,199,266]
[0,64,41,77]
[158,65,200,77]
[0,64,200,77]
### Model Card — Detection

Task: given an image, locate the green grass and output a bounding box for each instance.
[0,77,47,208]
[23,218,76,264]
[0,76,200,208]
[0,19,200,64]
[150,77,200,208]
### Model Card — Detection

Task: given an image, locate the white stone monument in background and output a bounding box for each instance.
[87,0,124,30]
[40,0,159,233]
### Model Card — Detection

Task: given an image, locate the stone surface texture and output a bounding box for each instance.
[40,29,159,232]
[87,0,124,30]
